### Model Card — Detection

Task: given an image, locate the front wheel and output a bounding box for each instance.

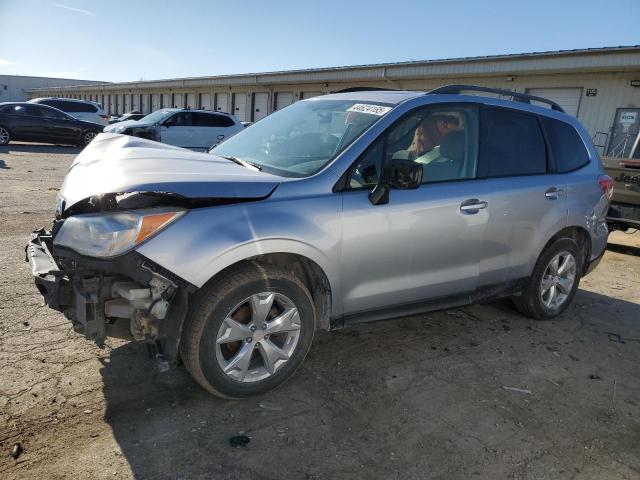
[513,237,582,320]
[180,263,316,399]
[0,126,11,145]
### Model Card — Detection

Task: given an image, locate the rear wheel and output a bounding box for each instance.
[0,126,11,145]
[180,263,316,399]
[80,130,98,147]
[513,238,582,320]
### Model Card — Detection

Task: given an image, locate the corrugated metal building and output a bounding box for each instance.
[24,46,640,154]
[0,75,104,102]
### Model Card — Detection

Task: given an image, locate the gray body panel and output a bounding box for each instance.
[63,91,606,322]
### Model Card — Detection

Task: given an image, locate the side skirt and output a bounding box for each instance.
[330,278,527,330]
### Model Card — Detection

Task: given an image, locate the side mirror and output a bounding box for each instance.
[387,160,422,190]
[368,160,422,206]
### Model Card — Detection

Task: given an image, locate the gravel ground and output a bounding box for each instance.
[1,143,639,480]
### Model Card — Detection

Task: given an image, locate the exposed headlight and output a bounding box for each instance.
[54,208,185,257]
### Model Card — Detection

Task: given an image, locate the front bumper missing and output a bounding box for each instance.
[25,230,190,361]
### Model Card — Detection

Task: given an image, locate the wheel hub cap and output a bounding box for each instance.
[215,292,301,383]
[540,251,576,310]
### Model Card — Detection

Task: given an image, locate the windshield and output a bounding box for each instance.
[211,99,392,177]
[139,109,175,124]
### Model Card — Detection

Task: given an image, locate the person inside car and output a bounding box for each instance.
[394,114,461,163]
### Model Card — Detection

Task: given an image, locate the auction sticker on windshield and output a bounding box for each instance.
[347,104,392,116]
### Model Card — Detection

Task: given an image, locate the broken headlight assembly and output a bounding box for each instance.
[54,208,185,258]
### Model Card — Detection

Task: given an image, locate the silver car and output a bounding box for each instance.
[26,86,612,398]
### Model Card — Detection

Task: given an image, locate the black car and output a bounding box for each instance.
[0,102,103,147]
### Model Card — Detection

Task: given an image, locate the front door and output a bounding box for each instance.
[340,104,487,316]
[159,112,196,148]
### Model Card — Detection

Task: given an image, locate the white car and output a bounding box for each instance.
[103,109,244,150]
[28,98,109,126]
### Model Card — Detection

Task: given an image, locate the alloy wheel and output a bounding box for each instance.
[215,292,302,382]
[83,131,97,145]
[0,127,9,145]
[539,250,576,310]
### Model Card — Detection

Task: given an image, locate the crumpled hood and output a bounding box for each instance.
[103,119,148,132]
[59,133,281,211]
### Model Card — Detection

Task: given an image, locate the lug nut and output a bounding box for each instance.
[245,337,252,343]
[250,325,257,332]
[261,323,267,330]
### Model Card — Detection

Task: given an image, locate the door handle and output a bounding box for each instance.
[460,199,488,214]
[544,187,564,200]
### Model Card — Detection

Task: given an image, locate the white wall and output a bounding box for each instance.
[0,75,103,102]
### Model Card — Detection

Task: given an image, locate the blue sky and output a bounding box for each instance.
[0,0,639,82]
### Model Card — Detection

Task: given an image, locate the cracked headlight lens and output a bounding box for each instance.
[54,208,185,257]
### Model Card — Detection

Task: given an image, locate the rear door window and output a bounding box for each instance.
[541,117,590,172]
[193,112,235,127]
[479,108,547,177]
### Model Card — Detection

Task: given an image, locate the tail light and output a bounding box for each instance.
[99,114,109,120]
[598,174,614,201]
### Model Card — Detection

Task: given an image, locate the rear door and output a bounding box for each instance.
[159,112,195,147]
[190,112,235,149]
[475,107,567,287]
[35,105,79,143]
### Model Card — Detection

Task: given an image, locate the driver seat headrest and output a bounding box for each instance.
[439,130,466,162]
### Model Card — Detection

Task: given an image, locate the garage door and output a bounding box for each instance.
[253,92,269,121]
[142,94,150,114]
[233,93,248,121]
[526,88,583,117]
[132,94,140,112]
[124,94,132,112]
[275,92,294,111]
[201,93,212,110]
[162,93,171,109]
[186,93,196,109]
[215,93,229,112]
[301,91,322,99]
[152,94,160,111]
[108,95,115,115]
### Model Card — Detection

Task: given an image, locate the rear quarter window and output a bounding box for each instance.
[194,112,235,127]
[61,101,97,113]
[542,117,590,173]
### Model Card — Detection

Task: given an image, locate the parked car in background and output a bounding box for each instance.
[28,97,109,126]
[103,108,243,150]
[26,86,611,399]
[603,156,640,231]
[0,102,104,146]
[108,110,145,124]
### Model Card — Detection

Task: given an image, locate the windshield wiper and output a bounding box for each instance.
[218,155,262,171]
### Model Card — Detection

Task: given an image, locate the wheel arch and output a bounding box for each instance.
[539,225,591,276]
[198,251,334,331]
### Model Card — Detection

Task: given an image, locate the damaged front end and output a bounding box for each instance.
[25,192,196,367]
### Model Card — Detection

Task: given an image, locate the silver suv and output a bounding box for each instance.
[26,85,612,398]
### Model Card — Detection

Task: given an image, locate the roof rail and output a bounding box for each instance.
[428,84,565,113]
[334,86,400,93]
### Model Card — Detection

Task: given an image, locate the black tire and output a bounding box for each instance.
[180,262,316,399]
[80,130,98,147]
[0,126,11,145]
[513,237,582,320]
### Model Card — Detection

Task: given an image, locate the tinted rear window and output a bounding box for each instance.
[542,117,590,173]
[479,108,547,177]
[47,100,97,113]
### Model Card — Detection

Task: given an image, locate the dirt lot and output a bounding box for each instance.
[1,143,639,480]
